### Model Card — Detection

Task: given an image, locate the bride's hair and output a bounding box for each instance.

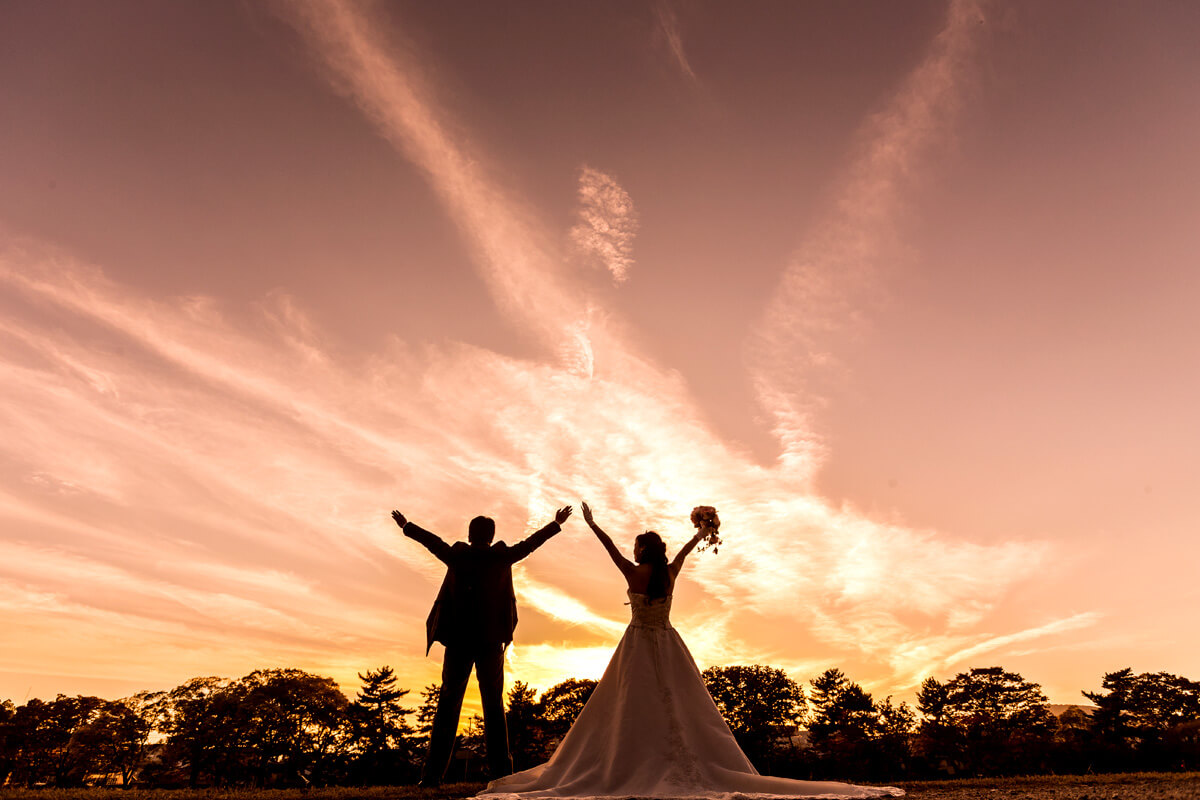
[635,531,670,599]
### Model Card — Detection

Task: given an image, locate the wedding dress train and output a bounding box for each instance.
[480,592,902,799]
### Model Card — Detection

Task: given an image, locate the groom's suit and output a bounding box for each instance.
[402,520,563,782]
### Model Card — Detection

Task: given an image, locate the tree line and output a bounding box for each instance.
[1,665,1197,788]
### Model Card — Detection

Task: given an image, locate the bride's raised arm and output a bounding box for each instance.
[670,529,707,573]
[582,502,635,579]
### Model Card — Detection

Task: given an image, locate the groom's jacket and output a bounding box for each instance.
[401,521,562,654]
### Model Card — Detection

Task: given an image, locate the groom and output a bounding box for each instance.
[391,505,573,785]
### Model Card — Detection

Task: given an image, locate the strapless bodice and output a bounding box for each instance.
[627,590,673,629]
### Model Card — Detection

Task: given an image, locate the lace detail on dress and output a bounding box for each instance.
[627,590,673,629]
[654,629,704,791]
[627,593,703,790]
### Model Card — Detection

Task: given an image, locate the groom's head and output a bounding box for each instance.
[468,515,496,545]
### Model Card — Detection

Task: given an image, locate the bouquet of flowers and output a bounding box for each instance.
[690,505,722,554]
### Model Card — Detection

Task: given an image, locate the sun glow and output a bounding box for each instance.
[4,0,1196,711]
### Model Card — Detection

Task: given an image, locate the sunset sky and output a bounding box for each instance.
[2,1,1198,715]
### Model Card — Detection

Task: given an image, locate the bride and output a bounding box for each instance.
[479,503,902,799]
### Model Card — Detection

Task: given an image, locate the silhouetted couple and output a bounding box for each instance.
[392,504,902,799]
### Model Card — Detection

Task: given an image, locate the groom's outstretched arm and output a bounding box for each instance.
[391,510,453,564]
[507,505,573,563]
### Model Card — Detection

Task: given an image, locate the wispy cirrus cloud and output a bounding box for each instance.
[569,166,639,284]
[279,0,588,371]
[749,0,986,481]
[940,612,1105,670]
[0,218,1067,701]
[654,2,699,85]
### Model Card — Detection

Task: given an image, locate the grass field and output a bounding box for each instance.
[1,773,1197,800]
[898,772,1200,799]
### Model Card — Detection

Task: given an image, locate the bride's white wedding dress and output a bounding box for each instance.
[480,592,902,799]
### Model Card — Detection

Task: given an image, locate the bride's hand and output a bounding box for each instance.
[581,501,594,525]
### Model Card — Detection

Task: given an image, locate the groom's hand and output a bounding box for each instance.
[391,509,408,528]
[555,505,573,525]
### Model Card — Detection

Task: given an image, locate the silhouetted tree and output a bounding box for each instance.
[915,676,960,775]
[1085,669,1200,769]
[160,676,238,787]
[0,698,16,785]
[448,713,488,782]
[1050,704,1093,773]
[505,681,545,770]
[501,678,599,770]
[1165,719,1200,771]
[539,678,597,744]
[349,666,416,784]
[9,663,1199,787]
[236,668,349,786]
[940,667,1056,775]
[703,665,805,771]
[5,697,56,786]
[72,697,153,785]
[4,694,107,787]
[1085,667,1136,749]
[415,683,440,741]
[807,669,879,777]
[872,696,916,777]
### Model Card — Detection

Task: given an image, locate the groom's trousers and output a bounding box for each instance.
[423,640,513,783]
